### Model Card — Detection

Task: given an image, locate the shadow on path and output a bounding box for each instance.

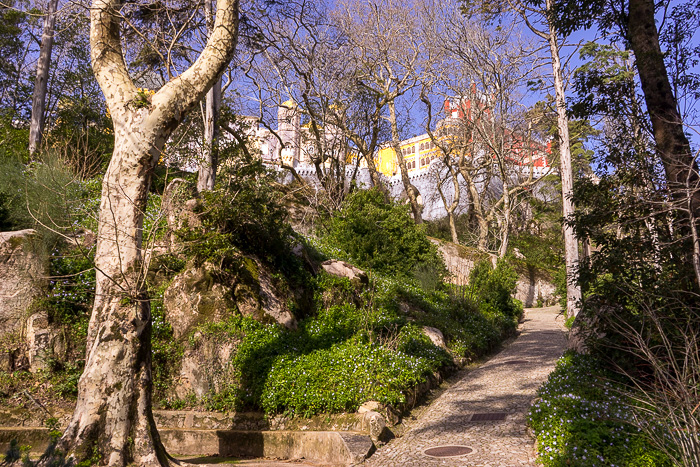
[363,306,567,467]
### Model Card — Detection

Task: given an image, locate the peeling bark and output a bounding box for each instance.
[41,0,239,464]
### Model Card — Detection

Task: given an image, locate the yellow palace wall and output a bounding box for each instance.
[375,135,442,177]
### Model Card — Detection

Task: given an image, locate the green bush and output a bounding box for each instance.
[529,352,670,467]
[260,338,433,416]
[43,248,96,330]
[191,145,293,266]
[322,188,446,281]
[0,151,97,252]
[469,259,523,320]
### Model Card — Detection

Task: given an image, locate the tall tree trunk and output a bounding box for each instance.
[435,167,460,244]
[627,0,699,213]
[39,0,240,462]
[363,147,383,188]
[546,0,582,318]
[388,100,422,223]
[197,76,221,192]
[197,0,222,192]
[627,0,700,280]
[498,190,511,258]
[461,167,489,251]
[28,0,59,157]
[54,115,170,466]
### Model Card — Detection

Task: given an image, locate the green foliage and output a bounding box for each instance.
[142,193,168,242]
[260,338,433,416]
[150,280,183,400]
[423,213,471,243]
[507,177,566,308]
[509,231,562,275]
[44,248,95,330]
[468,260,522,319]
[165,264,517,416]
[322,188,446,281]
[0,150,99,251]
[188,143,293,266]
[529,352,670,467]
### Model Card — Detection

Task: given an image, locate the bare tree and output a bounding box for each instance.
[40,0,240,464]
[422,14,549,255]
[335,0,431,222]
[468,0,584,316]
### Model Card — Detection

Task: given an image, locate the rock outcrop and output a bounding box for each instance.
[320,260,368,286]
[421,326,446,349]
[163,265,233,339]
[514,267,557,307]
[431,237,558,307]
[0,230,47,339]
[163,261,298,339]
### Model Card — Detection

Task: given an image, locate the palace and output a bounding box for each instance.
[240,97,553,220]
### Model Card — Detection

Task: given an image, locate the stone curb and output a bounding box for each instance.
[0,427,373,466]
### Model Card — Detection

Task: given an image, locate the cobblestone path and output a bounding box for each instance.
[363,306,567,467]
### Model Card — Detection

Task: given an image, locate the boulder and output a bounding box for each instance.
[362,410,387,446]
[358,400,400,426]
[421,326,446,349]
[172,334,238,399]
[320,260,368,285]
[0,230,47,338]
[163,265,233,339]
[257,267,296,329]
[163,259,297,340]
[514,268,557,307]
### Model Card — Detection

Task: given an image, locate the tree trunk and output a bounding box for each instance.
[388,100,422,223]
[363,147,383,188]
[54,112,170,466]
[197,0,222,192]
[498,193,511,258]
[39,0,240,462]
[197,76,221,192]
[448,210,459,243]
[627,0,700,218]
[461,167,489,251]
[28,0,59,157]
[546,0,582,318]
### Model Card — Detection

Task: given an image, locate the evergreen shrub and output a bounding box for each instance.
[322,188,446,280]
[469,259,523,320]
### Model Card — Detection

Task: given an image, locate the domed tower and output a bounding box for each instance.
[278,99,301,166]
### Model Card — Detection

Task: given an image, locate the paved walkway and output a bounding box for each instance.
[363,306,567,467]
